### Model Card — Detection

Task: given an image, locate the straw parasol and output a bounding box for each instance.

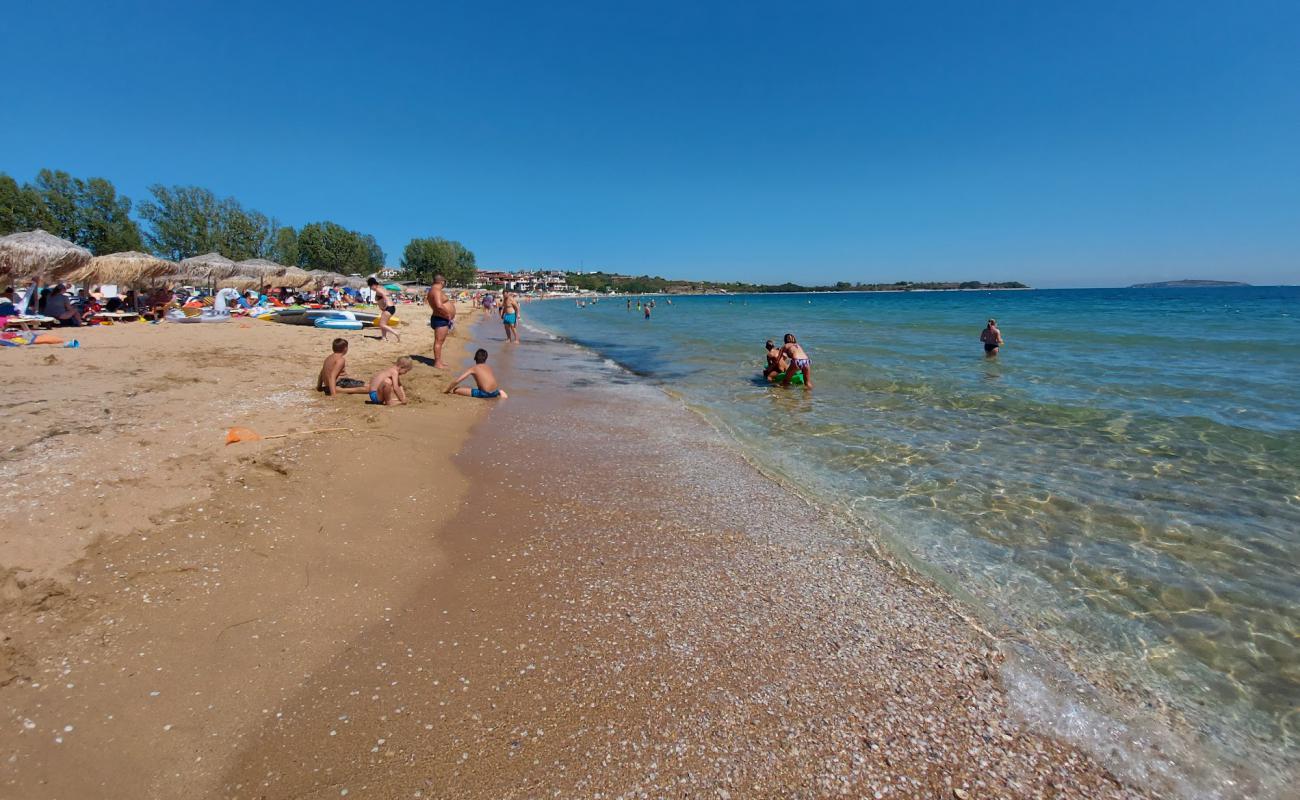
[69,250,176,286]
[0,229,92,282]
[219,275,263,291]
[234,258,288,281]
[278,266,312,288]
[178,252,238,282]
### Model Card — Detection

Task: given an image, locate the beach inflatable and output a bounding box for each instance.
[167,310,230,324]
[766,371,805,386]
[314,318,364,330]
[260,308,396,327]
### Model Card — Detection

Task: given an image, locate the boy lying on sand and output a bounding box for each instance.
[368,356,412,405]
[317,338,368,396]
[445,348,507,399]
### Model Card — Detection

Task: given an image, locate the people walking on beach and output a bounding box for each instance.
[367,356,412,406]
[980,318,1003,356]
[500,290,521,343]
[367,277,402,343]
[426,274,456,368]
[446,348,508,399]
[778,333,813,388]
[316,338,369,396]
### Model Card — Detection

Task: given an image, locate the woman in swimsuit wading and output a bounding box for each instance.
[367,277,401,343]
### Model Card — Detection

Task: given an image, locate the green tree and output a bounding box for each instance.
[400,237,476,285]
[0,174,55,235]
[138,185,271,261]
[298,221,382,273]
[139,185,223,260]
[33,169,83,242]
[78,178,143,253]
[269,225,299,266]
[2,170,142,253]
[359,234,385,272]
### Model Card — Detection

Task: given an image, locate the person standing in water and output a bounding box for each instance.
[500,289,521,343]
[367,277,402,343]
[778,333,812,388]
[643,303,651,319]
[980,318,1003,356]
[425,274,455,368]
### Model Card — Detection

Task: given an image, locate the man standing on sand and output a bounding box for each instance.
[426,274,456,368]
[980,318,1003,356]
[500,289,521,343]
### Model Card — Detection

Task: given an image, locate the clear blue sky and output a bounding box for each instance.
[3,1,1298,287]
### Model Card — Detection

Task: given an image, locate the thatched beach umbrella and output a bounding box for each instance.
[219,274,262,291]
[234,258,287,281]
[70,250,175,287]
[0,229,92,282]
[278,266,312,288]
[178,252,238,282]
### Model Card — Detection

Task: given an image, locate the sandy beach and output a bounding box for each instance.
[0,308,1148,798]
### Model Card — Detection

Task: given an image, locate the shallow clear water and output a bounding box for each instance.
[521,286,1300,794]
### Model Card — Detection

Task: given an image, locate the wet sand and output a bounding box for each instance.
[2,309,1148,798]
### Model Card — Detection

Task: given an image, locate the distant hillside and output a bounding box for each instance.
[1130,279,1250,288]
[563,272,1029,294]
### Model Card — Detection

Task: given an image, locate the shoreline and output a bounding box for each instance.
[3,307,1152,797]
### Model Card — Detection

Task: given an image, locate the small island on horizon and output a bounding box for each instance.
[1129,279,1251,288]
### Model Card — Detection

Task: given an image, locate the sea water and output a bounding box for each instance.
[520,286,1299,797]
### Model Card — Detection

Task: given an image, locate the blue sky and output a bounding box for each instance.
[3,1,1298,287]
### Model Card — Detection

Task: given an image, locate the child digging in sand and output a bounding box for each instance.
[368,356,412,405]
[316,338,368,396]
[445,348,507,399]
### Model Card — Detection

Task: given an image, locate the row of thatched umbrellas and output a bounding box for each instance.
[0,229,370,291]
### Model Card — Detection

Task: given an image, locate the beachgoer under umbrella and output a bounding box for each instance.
[45,284,80,327]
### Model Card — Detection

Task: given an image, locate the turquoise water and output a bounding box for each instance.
[522,287,1299,794]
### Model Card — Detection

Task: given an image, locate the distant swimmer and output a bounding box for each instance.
[501,290,521,343]
[446,348,508,400]
[778,333,813,388]
[643,304,651,319]
[980,318,1003,356]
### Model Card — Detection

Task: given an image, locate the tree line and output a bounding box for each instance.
[1,167,477,282]
[564,272,1028,294]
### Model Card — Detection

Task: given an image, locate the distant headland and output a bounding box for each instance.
[560,273,1029,295]
[1129,279,1250,288]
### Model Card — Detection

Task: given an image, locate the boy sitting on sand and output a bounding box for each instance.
[445,348,507,399]
[368,356,412,405]
[317,338,368,396]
